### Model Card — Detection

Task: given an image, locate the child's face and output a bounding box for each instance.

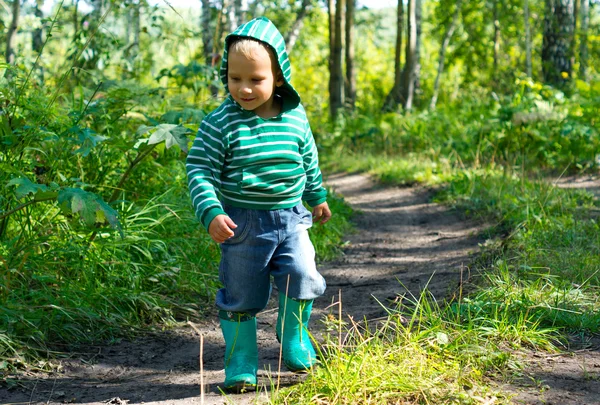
[227,45,284,118]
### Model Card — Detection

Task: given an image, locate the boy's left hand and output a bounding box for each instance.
[312,202,332,224]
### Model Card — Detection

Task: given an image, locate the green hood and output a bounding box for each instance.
[219,17,301,110]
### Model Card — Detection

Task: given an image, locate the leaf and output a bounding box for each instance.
[136,125,154,136]
[57,188,123,237]
[436,332,450,345]
[71,127,108,157]
[7,177,48,199]
[136,124,192,153]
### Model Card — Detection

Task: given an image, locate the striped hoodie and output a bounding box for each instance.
[186,17,327,230]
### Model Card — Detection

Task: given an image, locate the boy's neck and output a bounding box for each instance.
[254,95,282,119]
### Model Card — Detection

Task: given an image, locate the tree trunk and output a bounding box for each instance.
[285,0,312,54]
[413,0,422,106]
[125,6,132,45]
[329,0,345,120]
[90,0,103,19]
[73,0,79,38]
[133,1,141,48]
[382,0,404,112]
[235,0,246,25]
[201,0,214,66]
[328,0,335,115]
[401,0,416,111]
[227,0,238,32]
[345,0,356,110]
[579,0,589,80]
[431,0,462,109]
[542,0,575,86]
[572,0,579,71]
[524,0,532,77]
[6,0,21,64]
[33,1,44,53]
[493,0,500,78]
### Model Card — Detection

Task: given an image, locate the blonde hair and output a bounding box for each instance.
[228,38,282,79]
[229,38,270,60]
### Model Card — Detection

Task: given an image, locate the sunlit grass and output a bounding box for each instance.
[266,284,549,404]
[322,151,456,186]
[287,153,600,404]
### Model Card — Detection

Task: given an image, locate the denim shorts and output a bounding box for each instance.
[216,203,327,316]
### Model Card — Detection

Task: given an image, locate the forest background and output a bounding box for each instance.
[1,0,599,403]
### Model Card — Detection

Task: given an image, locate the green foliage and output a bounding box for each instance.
[438,170,600,333]
[308,190,354,263]
[0,69,219,372]
[319,79,600,173]
[269,287,536,404]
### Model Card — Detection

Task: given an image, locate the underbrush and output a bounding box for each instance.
[438,170,600,333]
[0,66,354,377]
[318,78,600,174]
[269,281,556,404]
[292,147,599,403]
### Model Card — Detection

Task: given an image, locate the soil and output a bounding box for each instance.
[2,172,599,405]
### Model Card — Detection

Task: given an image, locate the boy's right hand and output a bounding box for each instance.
[208,215,237,243]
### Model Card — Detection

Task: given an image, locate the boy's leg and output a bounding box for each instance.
[270,204,326,371]
[216,206,278,389]
[219,311,258,392]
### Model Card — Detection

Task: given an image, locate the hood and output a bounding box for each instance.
[219,17,301,110]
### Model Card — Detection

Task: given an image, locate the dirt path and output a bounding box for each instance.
[3,173,598,405]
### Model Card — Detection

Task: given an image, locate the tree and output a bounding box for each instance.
[491,0,501,81]
[345,0,356,110]
[226,0,246,32]
[133,1,141,50]
[524,0,532,77]
[382,0,404,111]
[201,0,214,66]
[413,0,422,105]
[6,0,21,64]
[72,0,80,39]
[329,0,345,120]
[542,0,575,87]
[430,0,462,109]
[285,0,313,54]
[33,0,44,54]
[401,0,417,111]
[579,0,589,80]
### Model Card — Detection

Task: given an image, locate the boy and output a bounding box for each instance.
[186,17,331,393]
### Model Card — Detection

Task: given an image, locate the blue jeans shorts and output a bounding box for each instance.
[216,203,327,316]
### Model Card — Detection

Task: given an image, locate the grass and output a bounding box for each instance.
[264,153,600,404]
[0,172,354,377]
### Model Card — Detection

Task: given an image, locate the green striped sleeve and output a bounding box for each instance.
[186,117,227,229]
[301,123,327,207]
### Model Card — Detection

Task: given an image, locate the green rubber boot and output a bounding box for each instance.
[219,311,258,392]
[276,294,318,372]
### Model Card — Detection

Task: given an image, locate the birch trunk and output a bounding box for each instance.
[6,0,21,64]
[493,0,500,78]
[33,1,44,53]
[401,0,416,111]
[542,0,575,86]
[579,0,589,80]
[234,0,246,25]
[382,0,404,112]
[285,0,312,54]
[329,0,345,120]
[524,0,532,76]
[73,0,79,38]
[201,0,213,66]
[345,0,356,110]
[133,1,141,48]
[414,0,422,106]
[430,0,462,110]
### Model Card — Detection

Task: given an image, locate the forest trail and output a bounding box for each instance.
[3,173,598,405]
